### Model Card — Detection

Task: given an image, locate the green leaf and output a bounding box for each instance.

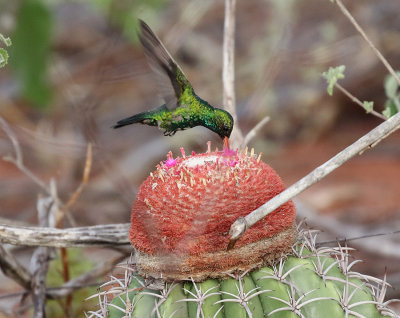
[384,71,400,99]
[322,65,346,96]
[382,106,393,119]
[0,34,12,47]
[382,99,398,119]
[0,48,9,67]
[363,101,374,113]
[10,0,53,108]
[0,34,11,67]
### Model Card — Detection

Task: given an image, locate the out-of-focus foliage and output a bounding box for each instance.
[91,0,166,42]
[45,249,96,318]
[0,33,12,67]
[10,0,52,108]
[383,71,400,118]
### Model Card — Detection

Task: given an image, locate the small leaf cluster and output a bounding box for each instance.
[0,33,12,68]
[322,65,346,96]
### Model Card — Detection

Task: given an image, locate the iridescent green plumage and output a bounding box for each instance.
[113,20,233,139]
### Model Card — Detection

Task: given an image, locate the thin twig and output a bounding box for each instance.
[295,200,400,258]
[241,116,270,148]
[223,0,243,148]
[64,143,93,212]
[335,83,386,120]
[335,0,400,87]
[0,117,50,193]
[0,245,32,289]
[228,110,400,248]
[56,143,92,314]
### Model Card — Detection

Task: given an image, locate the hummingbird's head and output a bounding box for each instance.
[213,109,234,139]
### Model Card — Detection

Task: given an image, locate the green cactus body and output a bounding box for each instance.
[101,243,391,318]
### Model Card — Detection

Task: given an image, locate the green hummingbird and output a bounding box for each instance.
[113,20,234,139]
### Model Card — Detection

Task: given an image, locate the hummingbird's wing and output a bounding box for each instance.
[139,20,193,110]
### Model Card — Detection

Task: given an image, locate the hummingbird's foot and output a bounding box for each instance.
[163,130,177,137]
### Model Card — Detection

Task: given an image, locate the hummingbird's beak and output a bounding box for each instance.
[223,136,230,150]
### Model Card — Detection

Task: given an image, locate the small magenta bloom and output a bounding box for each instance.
[163,151,178,168]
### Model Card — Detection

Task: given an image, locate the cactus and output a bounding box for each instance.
[86,146,398,317]
[87,229,397,318]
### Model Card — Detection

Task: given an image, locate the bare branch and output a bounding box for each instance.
[64,143,92,212]
[223,0,243,148]
[0,245,32,289]
[0,117,49,193]
[30,195,56,318]
[335,0,400,87]
[228,111,400,248]
[0,223,131,247]
[241,116,270,148]
[334,83,386,120]
[56,143,92,229]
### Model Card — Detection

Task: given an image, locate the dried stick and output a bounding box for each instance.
[223,0,243,147]
[335,0,400,87]
[30,196,55,318]
[0,223,131,247]
[228,111,400,248]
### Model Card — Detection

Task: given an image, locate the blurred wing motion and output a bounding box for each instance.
[138,19,193,110]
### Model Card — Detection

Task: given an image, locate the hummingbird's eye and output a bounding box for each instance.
[223,124,230,131]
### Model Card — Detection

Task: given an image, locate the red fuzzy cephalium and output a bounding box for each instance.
[129,147,296,256]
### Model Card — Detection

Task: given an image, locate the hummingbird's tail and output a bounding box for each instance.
[113,112,154,129]
[113,105,167,129]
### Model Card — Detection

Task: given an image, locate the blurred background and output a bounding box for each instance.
[0,0,399,316]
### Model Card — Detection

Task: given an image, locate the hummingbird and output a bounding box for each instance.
[113,20,234,139]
